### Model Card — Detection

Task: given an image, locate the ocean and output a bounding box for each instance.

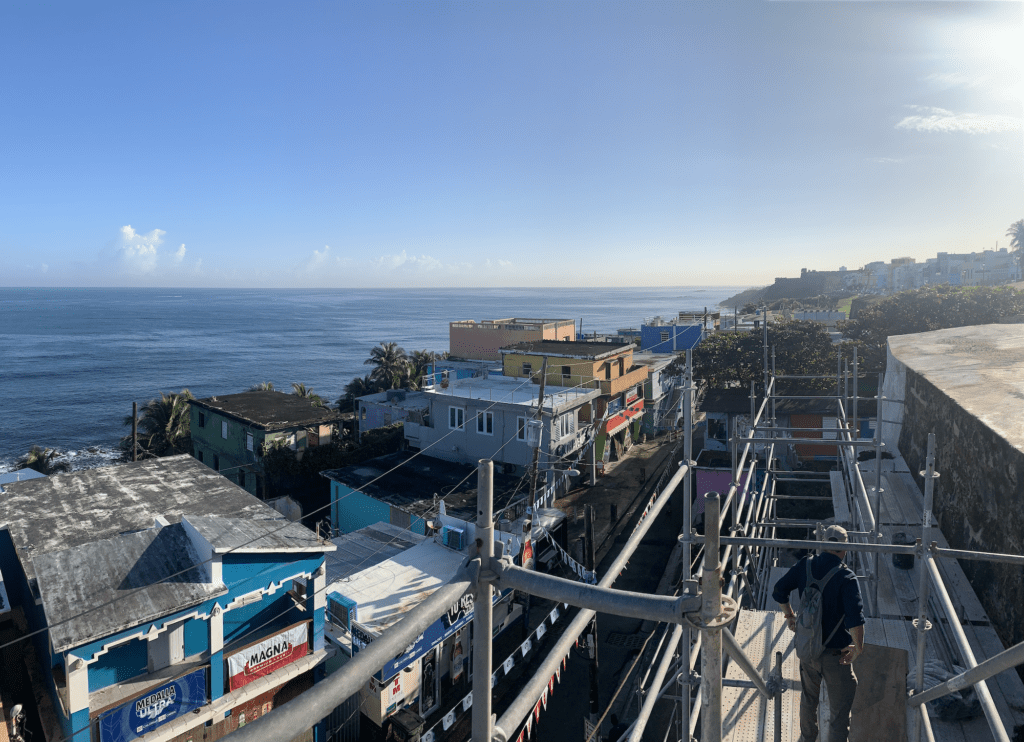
[0,286,746,472]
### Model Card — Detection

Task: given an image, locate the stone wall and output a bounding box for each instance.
[898,368,1024,651]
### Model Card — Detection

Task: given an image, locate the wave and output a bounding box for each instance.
[0,445,124,475]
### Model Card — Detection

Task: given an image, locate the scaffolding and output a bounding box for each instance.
[221,345,1024,742]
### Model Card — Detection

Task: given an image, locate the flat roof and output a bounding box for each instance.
[424,375,599,412]
[357,389,430,411]
[501,340,632,360]
[191,390,345,430]
[324,522,427,585]
[321,451,524,520]
[451,318,574,326]
[326,536,465,635]
[889,324,1024,453]
[0,455,303,582]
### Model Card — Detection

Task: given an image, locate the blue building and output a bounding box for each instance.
[0,455,334,742]
[639,321,704,353]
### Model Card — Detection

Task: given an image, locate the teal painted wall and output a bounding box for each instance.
[89,637,147,691]
[331,482,426,536]
[189,404,278,497]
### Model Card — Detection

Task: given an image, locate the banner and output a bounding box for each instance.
[99,668,207,742]
[227,623,308,691]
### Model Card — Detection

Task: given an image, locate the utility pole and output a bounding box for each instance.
[132,401,138,462]
[528,357,549,509]
[584,504,599,727]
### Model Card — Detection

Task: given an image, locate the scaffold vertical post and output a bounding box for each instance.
[852,346,859,440]
[912,433,938,742]
[872,371,884,614]
[702,493,723,742]
[473,459,494,742]
[773,650,782,742]
[682,349,694,741]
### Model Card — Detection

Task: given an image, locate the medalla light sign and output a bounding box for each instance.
[99,667,207,742]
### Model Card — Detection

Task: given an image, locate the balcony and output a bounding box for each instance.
[598,366,649,397]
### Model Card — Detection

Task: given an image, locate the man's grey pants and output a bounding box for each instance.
[798,651,858,742]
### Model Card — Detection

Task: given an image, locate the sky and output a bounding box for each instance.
[0,1,1021,289]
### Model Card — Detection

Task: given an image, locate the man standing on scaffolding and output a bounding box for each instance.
[773,525,866,742]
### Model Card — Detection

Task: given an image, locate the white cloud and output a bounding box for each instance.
[925,72,986,90]
[896,105,1022,134]
[498,259,512,268]
[484,258,514,270]
[174,244,187,262]
[871,157,904,164]
[371,250,443,271]
[41,263,48,273]
[308,245,331,271]
[117,225,165,273]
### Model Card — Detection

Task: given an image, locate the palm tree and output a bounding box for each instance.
[291,382,325,407]
[338,374,380,411]
[16,446,70,475]
[1008,219,1024,276]
[407,350,437,389]
[122,389,195,459]
[247,381,275,391]
[364,342,410,389]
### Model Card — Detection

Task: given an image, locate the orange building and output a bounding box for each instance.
[449,318,575,362]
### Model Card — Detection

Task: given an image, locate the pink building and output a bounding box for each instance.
[449,317,576,361]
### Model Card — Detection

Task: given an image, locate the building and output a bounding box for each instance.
[322,451,528,537]
[638,318,704,353]
[0,455,334,742]
[190,391,347,499]
[448,318,575,362]
[631,352,684,436]
[402,374,601,475]
[355,389,430,442]
[499,340,649,465]
[882,324,1024,661]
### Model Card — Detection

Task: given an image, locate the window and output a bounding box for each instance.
[561,365,571,377]
[198,412,205,428]
[238,470,246,488]
[449,406,465,430]
[246,432,254,452]
[213,454,220,471]
[618,358,625,376]
[522,362,532,377]
[196,449,203,463]
[517,417,527,441]
[660,331,670,343]
[477,411,494,435]
[604,363,612,380]
[561,412,576,437]
[221,421,228,439]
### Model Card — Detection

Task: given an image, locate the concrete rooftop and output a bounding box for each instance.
[888,324,1024,453]
[424,375,600,411]
[191,390,345,430]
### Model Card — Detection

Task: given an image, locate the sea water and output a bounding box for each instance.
[0,286,746,471]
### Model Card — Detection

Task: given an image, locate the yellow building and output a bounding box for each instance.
[500,340,649,464]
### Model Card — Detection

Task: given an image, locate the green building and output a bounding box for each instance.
[190,391,345,499]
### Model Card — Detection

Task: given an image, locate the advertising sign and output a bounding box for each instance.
[227,623,308,691]
[99,667,207,742]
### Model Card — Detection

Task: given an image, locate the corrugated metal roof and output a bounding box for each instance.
[323,523,426,585]
[34,523,227,653]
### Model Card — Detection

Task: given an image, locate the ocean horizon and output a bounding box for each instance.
[0,285,750,472]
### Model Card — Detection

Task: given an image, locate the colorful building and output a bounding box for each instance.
[190,390,346,499]
[0,455,335,742]
[449,318,575,362]
[499,341,648,464]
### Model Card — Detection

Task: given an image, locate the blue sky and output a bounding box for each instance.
[1,1,1021,288]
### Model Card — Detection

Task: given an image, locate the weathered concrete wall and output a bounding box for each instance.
[899,368,1024,651]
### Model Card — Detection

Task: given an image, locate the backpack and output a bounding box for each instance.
[793,558,845,662]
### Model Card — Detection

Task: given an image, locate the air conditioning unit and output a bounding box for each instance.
[441,526,466,551]
[327,592,358,633]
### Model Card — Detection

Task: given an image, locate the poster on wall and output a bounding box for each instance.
[227,623,308,691]
[98,667,207,742]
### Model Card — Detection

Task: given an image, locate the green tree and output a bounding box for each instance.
[364,342,410,389]
[291,382,325,407]
[16,446,71,475]
[337,374,381,411]
[247,381,275,391]
[1008,219,1024,273]
[685,320,839,391]
[122,389,195,459]
[842,285,1024,374]
[406,350,438,389]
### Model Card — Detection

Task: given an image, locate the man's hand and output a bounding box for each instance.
[840,644,861,665]
[784,613,797,632]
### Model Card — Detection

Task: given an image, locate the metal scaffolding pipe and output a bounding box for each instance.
[931,546,1024,566]
[722,628,769,697]
[910,639,1024,709]
[701,493,723,742]
[627,624,683,742]
[220,565,478,742]
[734,437,883,447]
[697,535,916,556]
[925,557,1010,742]
[493,563,701,624]
[473,460,495,742]
[911,435,936,742]
[491,461,690,742]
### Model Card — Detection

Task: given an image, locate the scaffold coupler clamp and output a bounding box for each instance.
[684,594,738,631]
